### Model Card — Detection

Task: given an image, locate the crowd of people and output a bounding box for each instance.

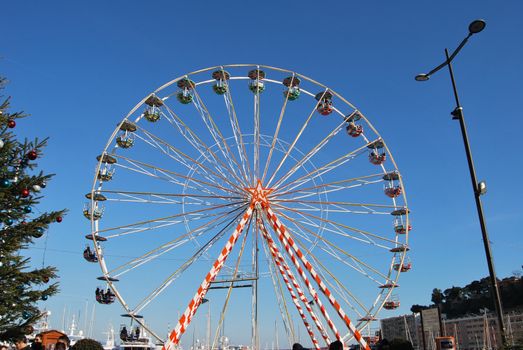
[119,326,140,341]
[1,335,105,350]
[292,340,344,350]
[1,334,71,350]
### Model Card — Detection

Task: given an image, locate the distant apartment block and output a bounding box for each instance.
[380,314,420,349]
[379,311,523,350]
[443,311,523,350]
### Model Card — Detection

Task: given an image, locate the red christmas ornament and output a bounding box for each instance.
[56,216,63,223]
[7,120,16,128]
[27,150,38,160]
[21,188,30,197]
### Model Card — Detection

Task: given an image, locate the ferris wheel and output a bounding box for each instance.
[83,64,411,350]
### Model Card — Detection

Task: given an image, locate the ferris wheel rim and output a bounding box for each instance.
[86,64,411,348]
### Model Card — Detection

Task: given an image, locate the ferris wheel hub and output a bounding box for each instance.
[244,179,274,206]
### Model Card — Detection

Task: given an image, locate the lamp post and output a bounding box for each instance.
[415,19,507,348]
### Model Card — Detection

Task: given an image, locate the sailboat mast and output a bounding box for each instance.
[207,304,211,350]
[453,324,459,350]
[275,321,279,350]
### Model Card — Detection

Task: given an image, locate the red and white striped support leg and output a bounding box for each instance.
[258,220,331,346]
[261,206,342,341]
[163,205,254,350]
[264,205,371,350]
[257,220,322,350]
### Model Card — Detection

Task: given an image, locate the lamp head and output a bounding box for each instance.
[478,181,487,196]
[469,19,486,34]
[415,74,430,82]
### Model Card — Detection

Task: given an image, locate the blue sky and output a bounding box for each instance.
[2,1,523,348]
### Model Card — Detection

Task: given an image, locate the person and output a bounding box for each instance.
[95,288,102,303]
[120,326,128,341]
[31,334,43,350]
[329,340,343,350]
[56,335,70,350]
[134,326,140,340]
[55,343,66,350]
[14,336,31,350]
[1,344,9,350]
[70,339,103,350]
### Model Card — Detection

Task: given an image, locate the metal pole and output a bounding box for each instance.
[444,48,507,348]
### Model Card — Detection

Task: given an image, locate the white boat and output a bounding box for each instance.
[67,315,85,346]
[102,325,119,350]
[118,322,162,350]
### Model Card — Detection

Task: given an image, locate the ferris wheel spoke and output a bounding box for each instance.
[262,242,297,347]
[192,88,250,185]
[258,221,297,345]
[168,204,255,347]
[103,205,242,241]
[259,219,331,346]
[272,202,398,247]
[211,214,252,350]
[123,128,244,193]
[289,233,368,318]
[100,189,242,205]
[274,173,384,199]
[260,208,343,341]
[273,199,395,215]
[303,244,371,318]
[222,76,254,184]
[97,200,244,237]
[253,92,261,181]
[112,154,243,197]
[261,75,295,184]
[270,115,348,190]
[272,208,392,283]
[263,205,371,350]
[112,160,228,200]
[160,102,246,186]
[129,132,231,193]
[274,139,378,194]
[135,126,241,191]
[108,204,247,278]
[112,162,238,202]
[273,202,388,216]
[266,90,326,188]
[275,179,384,203]
[131,207,248,315]
[262,233,322,349]
[267,209,374,319]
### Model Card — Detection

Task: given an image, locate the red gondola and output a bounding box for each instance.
[384,185,402,198]
[394,224,412,234]
[346,123,363,137]
[369,151,386,165]
[383,300,400,310]
[315,91,333,116]
[393,262,412,272]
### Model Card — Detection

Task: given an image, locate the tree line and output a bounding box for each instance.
[410,273,523,318]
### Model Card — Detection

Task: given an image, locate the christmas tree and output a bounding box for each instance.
[0,76,66,341]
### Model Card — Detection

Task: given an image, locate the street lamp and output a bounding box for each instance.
[415,19,508,348]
